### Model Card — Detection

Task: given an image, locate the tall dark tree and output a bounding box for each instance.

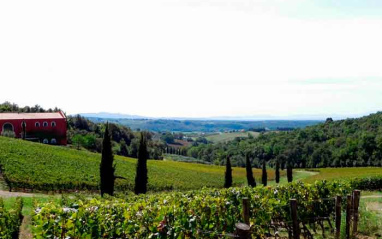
[21,121,26,140]
[275,160,280,184]
[134,132,149,194]
[287,162,293,183]
[262,161,267,186]
[245,154,256,187]
[100,123,115,196]
[224,156,232,188]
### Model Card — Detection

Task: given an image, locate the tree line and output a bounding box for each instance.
[183,112,382,168]
[223,154,293,189]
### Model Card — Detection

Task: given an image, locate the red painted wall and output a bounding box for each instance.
[0,118,67,145]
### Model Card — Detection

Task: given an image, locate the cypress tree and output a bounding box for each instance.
[134,132,149,194]
[100,123,115,196]
[224,156,232,188]
[275,160,280,184]
[21,121,26,140]
[262,161,267,186]
[245,154,256,187]
[287,162,293,183]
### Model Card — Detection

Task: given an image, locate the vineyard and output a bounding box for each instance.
[0,197,23,239]
[0,137,283,192]
[32,181,351,238]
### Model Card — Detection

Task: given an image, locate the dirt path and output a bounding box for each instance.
[0,190,37,198]
[362,195,382,199]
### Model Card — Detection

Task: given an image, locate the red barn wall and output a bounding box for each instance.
[0,118,67,145]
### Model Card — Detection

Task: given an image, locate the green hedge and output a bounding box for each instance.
[0,197,23,239]
[350,176,382,191]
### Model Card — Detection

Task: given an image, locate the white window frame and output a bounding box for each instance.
[43,121,48,127]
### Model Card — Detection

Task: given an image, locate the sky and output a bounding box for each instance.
[1,0,382,119]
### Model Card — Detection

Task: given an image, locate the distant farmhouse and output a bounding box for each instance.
[0,112,67,145]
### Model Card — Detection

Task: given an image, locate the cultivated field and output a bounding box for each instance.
[205,131,260,143]
[0,137,283,192]
[302,167,382,183]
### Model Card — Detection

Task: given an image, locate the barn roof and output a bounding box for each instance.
[0,112,66,120]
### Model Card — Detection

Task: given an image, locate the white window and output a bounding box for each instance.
[43,122,48,127]
[51,138,57,144]
[35,122,40,127]
[43,138,49,144]
[51,121,56,127]
[21,122,26,127]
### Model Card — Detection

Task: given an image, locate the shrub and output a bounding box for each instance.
[0,197,23,239]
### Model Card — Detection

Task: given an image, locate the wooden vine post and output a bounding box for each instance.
[352,190,361,235]
[242,197,250,225]
[235,223,251,239]
[345,195,352,239]
[234,198,251,239]
[335,195,342,239]
[290,199,300,239]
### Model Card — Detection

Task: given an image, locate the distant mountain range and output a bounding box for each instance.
[78,112,370,121]
[77,112,325,132]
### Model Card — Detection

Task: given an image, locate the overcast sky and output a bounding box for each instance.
[1,0,381,119]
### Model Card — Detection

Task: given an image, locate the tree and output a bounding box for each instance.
[134,132,149,194]
[72,134,85,150]
[161,132,175,144]
[287,162,293,183]
[275,159,280,184]
[21,121,26,140]
[262,161,267,186]
[224,156,232,188]
[100,123,116,196]
[245,154,256,187]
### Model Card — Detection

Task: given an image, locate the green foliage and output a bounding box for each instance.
[245,155,256,187]
[275,160,280,184]
[0,137,276,192]
[89,117,320,132]
[100,123,116,196]
[134,132,149,194]
[32,181,351,238]
[68,115,165,160]
[185,112,382,167]
[160,132,175,144]
[287,163,293,183]
[0,197,23,239]
[350,176,382,190]
[224,157,232,188]
[262,161,267,186]
[0,101,60,113]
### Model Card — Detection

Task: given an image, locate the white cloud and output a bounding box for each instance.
[0,0,381,118]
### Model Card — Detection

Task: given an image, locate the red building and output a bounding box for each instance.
[0,111,67,145]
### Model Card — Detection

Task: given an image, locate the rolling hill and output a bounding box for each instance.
[0,136,282,192]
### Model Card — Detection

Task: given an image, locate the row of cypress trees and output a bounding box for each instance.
[224,155,294,188]
[100,123,149,196]
[100,122,295,196]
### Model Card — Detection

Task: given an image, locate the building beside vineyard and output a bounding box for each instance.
[0,111,67,145]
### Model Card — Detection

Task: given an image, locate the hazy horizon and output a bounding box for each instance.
[1,0,381,118]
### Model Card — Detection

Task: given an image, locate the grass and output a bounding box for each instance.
[0,136,285,192]
[205,131,259,143]
[302,167,382,183]
[358,192,382,238]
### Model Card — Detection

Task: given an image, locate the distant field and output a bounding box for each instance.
[86,117,322,132]
[302,167,382,183]
[0,137,283,192]
[205,131,260,143]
